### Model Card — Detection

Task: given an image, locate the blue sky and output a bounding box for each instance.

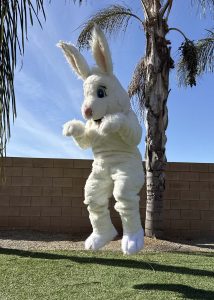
[7,0,214,163]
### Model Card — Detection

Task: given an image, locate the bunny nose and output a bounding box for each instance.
[84,107,92,118]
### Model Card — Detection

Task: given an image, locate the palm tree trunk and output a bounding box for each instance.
[143,1,173,237]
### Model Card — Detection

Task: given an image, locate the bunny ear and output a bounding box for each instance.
[57,41,91,80]
[91,25,113,75]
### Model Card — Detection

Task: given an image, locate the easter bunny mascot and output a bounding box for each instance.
[58,25,144,255]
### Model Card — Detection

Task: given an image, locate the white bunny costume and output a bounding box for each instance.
[58,25,144,255]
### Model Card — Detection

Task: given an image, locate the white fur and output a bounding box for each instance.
[57,42,90,79]
[58,25,144,255]
[91,24,113,75]
[63,120,85,137]
[85,228,118,250]
[99,113,126,135]
[82,72,130,121]
[122,228,144,255]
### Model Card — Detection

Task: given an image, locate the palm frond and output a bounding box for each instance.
[196,29,214,73]
[77,5,142,50]
[191,0,214,16]
[73,0,85,4]
[0,0,45,160]
[128,57,146,119]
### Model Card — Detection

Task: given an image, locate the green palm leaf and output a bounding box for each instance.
[77,5,142,50]
[0,0,45,162]
[191,0,214,16]
[128,57,146,118]
[197,29,214,73]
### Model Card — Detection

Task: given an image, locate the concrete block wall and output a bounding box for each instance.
[0,158,92,233]
[164,162,214,238]
[0,157,213,239]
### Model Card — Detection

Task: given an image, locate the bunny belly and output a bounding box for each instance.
[91,132,142,163]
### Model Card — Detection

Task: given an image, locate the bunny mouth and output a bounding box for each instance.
[94,118,103,125]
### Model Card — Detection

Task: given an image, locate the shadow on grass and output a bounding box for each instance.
[133,284,214,299]
[0,247,214,278]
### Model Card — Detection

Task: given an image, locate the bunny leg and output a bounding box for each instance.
[112,161,145,255]
[84,164,117,250]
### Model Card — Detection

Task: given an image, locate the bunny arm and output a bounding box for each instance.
[118,111,142,146]
[63,120,91,149]
[73,134,91,149]
[100,111,142,146]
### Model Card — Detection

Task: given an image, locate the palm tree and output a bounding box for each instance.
[76,0,213,237]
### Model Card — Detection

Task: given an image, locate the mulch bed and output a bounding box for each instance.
[0,230,213,253]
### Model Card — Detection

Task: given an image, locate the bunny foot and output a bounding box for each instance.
[85,228,118,250]
[122,228,144,255]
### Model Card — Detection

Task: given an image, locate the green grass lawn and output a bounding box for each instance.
[0,248,213,300]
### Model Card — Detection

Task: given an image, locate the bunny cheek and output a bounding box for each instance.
[81,99,107,121]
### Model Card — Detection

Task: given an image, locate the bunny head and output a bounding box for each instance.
[57,25,130,122]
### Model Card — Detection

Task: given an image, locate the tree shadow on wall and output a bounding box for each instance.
[133,283,214,300]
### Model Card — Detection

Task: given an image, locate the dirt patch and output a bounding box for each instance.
[0,230,213,253]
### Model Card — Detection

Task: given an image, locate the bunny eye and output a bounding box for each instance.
[97,86,107,98]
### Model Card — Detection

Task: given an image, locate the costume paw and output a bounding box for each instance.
[122,228,144,255]
[85,228,118,250]
[62,120,85,137]
[99,113,126,135]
